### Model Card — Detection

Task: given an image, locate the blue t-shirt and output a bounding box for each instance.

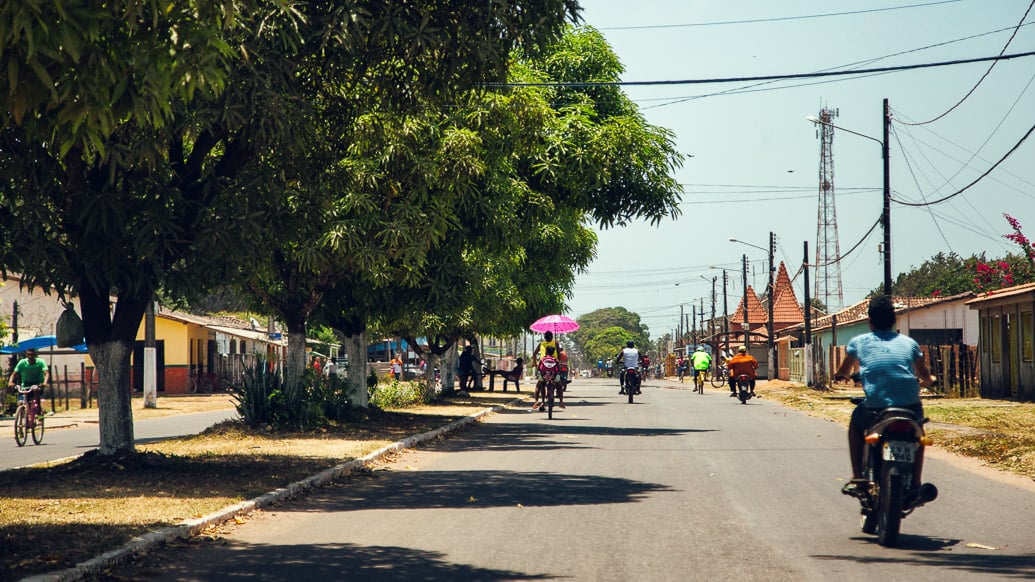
[846,330,922,408]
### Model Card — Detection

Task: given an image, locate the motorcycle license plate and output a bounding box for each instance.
[882,441,916,462]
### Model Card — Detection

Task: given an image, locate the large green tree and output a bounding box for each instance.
[0,1,579,455]
[570,306,651,364]
[371,26,682,391]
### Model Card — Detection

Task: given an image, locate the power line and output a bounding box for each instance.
[598,0,963,31]
[900,0,1035,126]
[491,50,1035,88]
[893,121,1035,207]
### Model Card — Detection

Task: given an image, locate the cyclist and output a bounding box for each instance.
[676,356,688,382]
[532,332,559,410]
[690,345,711,387]
[7,348,49,412]
[615,340,640,394]
[725,345,758,397]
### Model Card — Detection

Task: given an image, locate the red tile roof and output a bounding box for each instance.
[771,261,804,328]
[730,285,768,325]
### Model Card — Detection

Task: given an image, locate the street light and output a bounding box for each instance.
[730,234,776,381]
[806,98,892,295]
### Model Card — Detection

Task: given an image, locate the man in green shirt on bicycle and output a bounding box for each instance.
[8,348,49,407]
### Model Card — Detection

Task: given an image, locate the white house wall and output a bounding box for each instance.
[898,301,979,345]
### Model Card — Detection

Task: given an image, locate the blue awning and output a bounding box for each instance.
[0,335,88,354]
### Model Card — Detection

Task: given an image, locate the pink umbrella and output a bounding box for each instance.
[529,314,580,334]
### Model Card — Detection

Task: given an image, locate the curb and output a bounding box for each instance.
[22,398,523,582]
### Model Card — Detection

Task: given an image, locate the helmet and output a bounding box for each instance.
[737,345,747,353]
[626,340,634,348]
[695,345,704,351]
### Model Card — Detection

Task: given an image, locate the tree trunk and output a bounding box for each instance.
[343,331,369,408]
[79,283,148,456]
[285,318,307,393]
[441,343,459,394]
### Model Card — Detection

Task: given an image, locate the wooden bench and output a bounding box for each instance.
[488,362,523,392]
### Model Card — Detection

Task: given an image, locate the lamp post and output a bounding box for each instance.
[730,234,776,381]
[806,98,892,295]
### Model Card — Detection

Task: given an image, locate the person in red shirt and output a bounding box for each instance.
[725,345,758,397]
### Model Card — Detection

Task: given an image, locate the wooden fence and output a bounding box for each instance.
[816,343,979,398]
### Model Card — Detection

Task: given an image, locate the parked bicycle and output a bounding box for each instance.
[710,363,728,389]
[187,370,218,394]
[13,385,45,446]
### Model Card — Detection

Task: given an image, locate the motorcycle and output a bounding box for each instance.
[735,374,754,404]
[620,367,641,403]
[845,396,938,547]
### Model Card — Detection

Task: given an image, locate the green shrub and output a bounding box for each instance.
[227,358,323,430]
[370,379,423,409]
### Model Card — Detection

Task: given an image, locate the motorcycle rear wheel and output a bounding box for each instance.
[878,472,904,547]
[627,378,635,403]
[547,383,554,419]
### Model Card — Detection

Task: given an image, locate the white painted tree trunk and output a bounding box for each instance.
[93,341,135,455]
[343,331,369,407]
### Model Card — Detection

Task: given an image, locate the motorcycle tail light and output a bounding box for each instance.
[919,436,933,446]
[865,432,880,444]
[885,420,915,432]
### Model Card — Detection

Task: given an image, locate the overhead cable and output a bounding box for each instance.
[489,50,1035,88]
[900,0,1035,126]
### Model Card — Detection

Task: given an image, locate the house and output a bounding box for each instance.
[130,308,288,394]
[0,274,88,382]
[725,262,806,379]
[967,282,1035,400]
[808,292,977,386]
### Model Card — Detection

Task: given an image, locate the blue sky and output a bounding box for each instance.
[568,0,1035,339]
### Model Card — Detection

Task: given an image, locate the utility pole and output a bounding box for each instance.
[709,276,717,351]
[742,254,750,350]
[691,304,697,347]
[767,231,776,381]
[721,271,729,357]
[882,97,893,296]
[803,241,813,386]
[144,298,158,408]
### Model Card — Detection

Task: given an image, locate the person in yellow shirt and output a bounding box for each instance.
[532,332,559,409]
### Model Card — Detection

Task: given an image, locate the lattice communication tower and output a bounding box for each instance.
[814,107,843,313]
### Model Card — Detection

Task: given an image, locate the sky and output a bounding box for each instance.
[567,0,1035,339]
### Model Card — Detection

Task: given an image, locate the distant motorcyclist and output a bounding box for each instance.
[616,341,640,395]
[834,295,935,496]
[726,345,758,397]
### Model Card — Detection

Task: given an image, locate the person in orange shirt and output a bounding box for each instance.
[726,345,758,397]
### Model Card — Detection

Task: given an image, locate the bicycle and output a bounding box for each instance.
[710,363,728,389]
[187,371,217,394]
[693,369,705,394]
[13,384,45,446]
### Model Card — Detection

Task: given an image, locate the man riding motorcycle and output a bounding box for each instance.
[834,295,936,497]
[616,340,641,395]
[725,345,758,397]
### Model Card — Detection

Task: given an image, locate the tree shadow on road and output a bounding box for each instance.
[813,535,1035,579]
[107,541,560,581]
[306,467,673,511]
[428,417,716,453]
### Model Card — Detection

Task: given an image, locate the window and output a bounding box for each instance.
[1022,311,1034,363]
[991,314,1001,363]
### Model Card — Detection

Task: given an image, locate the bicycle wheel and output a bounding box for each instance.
[546,383,555,419]
[14,405,27,447]
[187,376,198,394]
[31,403,45,445]
[710,366,727,388]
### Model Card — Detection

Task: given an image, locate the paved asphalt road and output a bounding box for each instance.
[104,377,1035,581]
[0,409,238,470]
